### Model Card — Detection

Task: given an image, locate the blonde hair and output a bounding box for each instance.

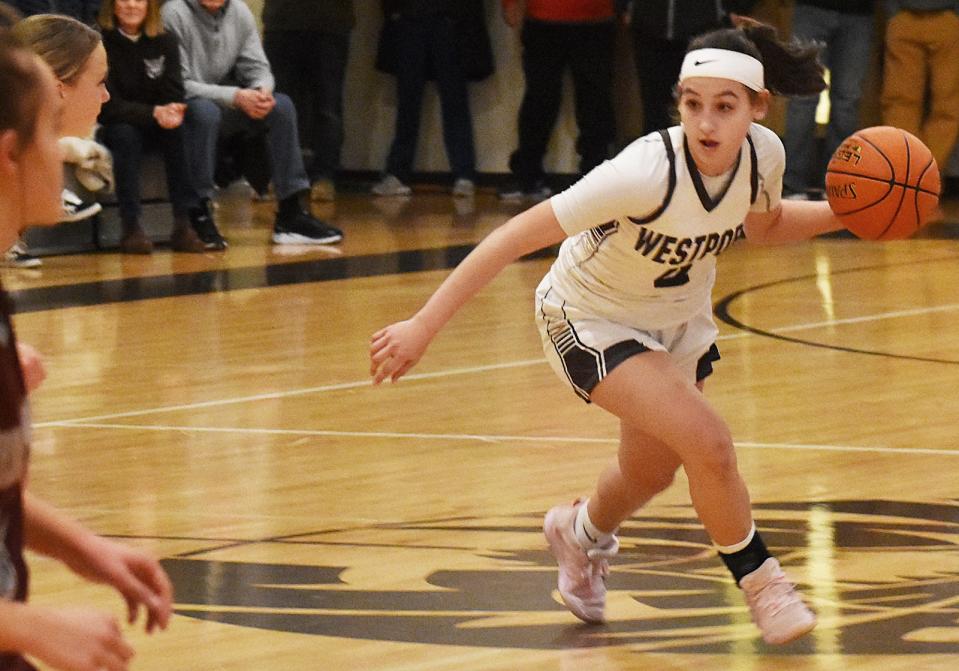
[12,14,101,84]
[98,0,164,39]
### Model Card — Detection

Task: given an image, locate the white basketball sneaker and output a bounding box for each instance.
[740,557,817,644]
[544,500,619,623]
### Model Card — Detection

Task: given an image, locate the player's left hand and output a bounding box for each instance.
[73,538,173,634]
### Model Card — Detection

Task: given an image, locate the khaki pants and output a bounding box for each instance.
[881,10,959,166]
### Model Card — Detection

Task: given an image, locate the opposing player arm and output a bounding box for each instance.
[23,492,172,633]
[370,201,567,383]
[744,200,845,245]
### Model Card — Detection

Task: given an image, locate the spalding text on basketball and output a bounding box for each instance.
[827,182,858,200]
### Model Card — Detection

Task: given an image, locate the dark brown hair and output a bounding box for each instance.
[689,22,826,97]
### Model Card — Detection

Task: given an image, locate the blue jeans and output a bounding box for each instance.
[385,14,475,182]
[98,122,197,221]
[183,93,310,202]
[783,5,875,193]
[263,29,350,182]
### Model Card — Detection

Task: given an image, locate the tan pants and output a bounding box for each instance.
[881,10,959,166]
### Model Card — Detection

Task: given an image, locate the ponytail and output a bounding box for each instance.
[689,22,826,97]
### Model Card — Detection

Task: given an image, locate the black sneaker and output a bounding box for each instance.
[272,211,343,245]
[61,188,102,222]
[189,199,227,250]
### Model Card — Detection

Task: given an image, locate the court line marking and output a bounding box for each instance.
[717,301,959,341]
[36,421,959,457]
[33,301,959,427]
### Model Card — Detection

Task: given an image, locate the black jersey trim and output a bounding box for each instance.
[684,135,742,213]
[695,343,721,381]
[543,300,599,402]
[628,130,677,226]
[746,132,759,205]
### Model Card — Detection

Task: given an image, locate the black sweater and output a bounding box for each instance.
[98,29,185,128]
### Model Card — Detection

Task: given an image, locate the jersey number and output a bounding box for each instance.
[653,264,692,288]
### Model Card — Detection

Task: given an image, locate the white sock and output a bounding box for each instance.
[714,522,756,554]
[574,500,616,549]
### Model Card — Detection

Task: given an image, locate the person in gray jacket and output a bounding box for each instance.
[162,0,343,249]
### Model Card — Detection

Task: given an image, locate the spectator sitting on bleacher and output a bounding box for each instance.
[162,0,343,249]
[96,0,206,254]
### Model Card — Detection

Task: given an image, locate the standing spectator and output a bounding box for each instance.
[262,0,354,203]
[625,1,758,138]
[161,0,343,249]
[881,1,959,168]
[498,0,618,201]
[782,1,875,199]
[372,0,489,198]
[11,1,100,23]
[97,0,207,254]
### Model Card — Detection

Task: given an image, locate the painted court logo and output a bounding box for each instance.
[165,500,959,655]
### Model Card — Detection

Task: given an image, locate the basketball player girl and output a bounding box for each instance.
[0,32,172,671]
[371,19,846,644]
[6,13,114,399]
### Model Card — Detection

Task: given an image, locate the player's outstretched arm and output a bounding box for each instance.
[744,200,845,245]
[22,492,173,634]
[370,200,566,384]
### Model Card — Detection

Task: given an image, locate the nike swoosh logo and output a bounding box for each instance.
[694,60,717,66]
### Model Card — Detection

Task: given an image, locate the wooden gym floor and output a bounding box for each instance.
[4,184,959,670]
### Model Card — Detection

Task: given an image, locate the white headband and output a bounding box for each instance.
[679,48,764,92]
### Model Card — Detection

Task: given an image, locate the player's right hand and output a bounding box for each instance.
[24,606,135,671]
[369,317,432,385]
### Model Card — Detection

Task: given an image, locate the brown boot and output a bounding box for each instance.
[170,225,207,253]
[120,226,153,254]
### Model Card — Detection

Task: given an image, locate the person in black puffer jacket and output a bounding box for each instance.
[372,0,492,198]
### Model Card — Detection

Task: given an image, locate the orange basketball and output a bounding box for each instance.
[825,126,940,240]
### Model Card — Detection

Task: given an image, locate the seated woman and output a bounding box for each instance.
[96,0,205,254]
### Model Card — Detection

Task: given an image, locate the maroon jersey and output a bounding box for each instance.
[0,287,33,671]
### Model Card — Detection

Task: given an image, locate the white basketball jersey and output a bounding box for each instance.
[546,123,784,329]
